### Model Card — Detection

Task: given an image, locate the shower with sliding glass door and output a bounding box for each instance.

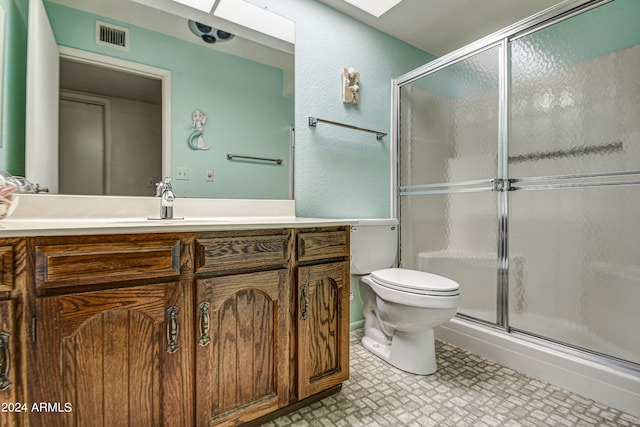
[394,0,640,370]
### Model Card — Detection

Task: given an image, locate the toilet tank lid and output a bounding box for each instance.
[356,218,399,226]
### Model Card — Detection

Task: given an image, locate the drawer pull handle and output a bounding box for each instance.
[0,332,11,390]
[300,284,309,321]
[198,301,211,346]
[166,306,180,354]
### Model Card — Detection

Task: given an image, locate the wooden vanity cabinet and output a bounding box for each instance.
[26,234,188,427]
[194,230,292,426]
[4,225,350,426]
[295,229,350,400]
[0,300,16,427]
[191,227,351,426]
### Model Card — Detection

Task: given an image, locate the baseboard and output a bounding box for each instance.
[435,317,640,418]
[350,319,364,331]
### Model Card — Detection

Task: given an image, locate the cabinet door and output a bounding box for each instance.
[31,283,185,427]
[195,270,290,426]
[297,261,350,399]
[0,300,17,427]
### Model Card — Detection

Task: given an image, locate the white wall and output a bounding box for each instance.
[109,97,161,196]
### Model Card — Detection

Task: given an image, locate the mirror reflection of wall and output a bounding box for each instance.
[23,0,294,199]
[59,59,162,196]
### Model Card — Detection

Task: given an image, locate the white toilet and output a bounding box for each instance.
[351,219,461,375]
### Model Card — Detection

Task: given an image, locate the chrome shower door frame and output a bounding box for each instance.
[392,0,618,331]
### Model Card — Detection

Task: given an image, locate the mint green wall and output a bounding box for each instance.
[0,0,27,176]
[45,1,293,199]
[254,0,435,328]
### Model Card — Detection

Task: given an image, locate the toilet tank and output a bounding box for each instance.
[350,218,399,275]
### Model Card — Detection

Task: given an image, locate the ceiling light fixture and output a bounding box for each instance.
[188,20,234,44]
[343,0,403,18]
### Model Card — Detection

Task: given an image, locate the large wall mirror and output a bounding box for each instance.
[24,0,294,199]
[58,55,165,196]
[0,4,4,150]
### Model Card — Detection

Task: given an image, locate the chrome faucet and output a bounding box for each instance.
[155,177,175,219]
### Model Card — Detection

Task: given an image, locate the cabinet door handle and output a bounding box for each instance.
[300,284,309,321]
[198,301,211,346]
[166,306,180,354]
[0,332,11,391]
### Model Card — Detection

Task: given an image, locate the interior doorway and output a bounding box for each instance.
[59,91,108,195]
[59,58,162,196]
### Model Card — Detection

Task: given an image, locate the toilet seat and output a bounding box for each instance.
[370,268,460,296]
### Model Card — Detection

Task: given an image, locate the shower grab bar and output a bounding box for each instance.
[308,117,387,140]
[508,140,623,163]
[226,154,282,165]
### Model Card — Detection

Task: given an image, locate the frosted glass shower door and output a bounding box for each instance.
[508,0,640,364]
[399,45,501,324]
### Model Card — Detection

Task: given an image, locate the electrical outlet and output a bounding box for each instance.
[176,167,189,180]
[206,170,214,182]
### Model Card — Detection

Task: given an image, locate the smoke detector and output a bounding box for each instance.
[188,20,234,44]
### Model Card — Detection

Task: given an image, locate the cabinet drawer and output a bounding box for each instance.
[297,230,349,263]
[196,234,290,274]
[35,240,181,292]
[0,246,13,292]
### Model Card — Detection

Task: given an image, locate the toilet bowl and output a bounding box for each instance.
[351,219,461,375]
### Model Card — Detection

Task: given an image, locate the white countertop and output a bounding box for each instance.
[0,216,356,237]
[0,194,356,237]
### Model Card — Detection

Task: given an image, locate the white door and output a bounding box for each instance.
[25,0,59,192]
[59,99,106,195]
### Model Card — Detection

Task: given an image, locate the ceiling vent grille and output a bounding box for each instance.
[95,21,129,51]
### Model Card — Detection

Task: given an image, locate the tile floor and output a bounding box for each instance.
[263,329,640,427]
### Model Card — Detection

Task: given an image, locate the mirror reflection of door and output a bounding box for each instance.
[59,59,162,196]
[59,93,106,195]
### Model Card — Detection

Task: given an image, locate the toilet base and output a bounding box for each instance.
[362,328,437,375]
